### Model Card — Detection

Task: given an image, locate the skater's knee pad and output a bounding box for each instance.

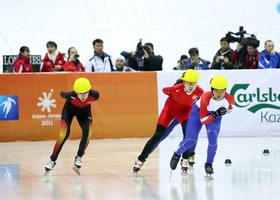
[207,130,218,146]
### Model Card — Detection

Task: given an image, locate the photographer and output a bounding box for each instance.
[210,37,234,70]
[231,39,260,69]
[62,47,85,72]
[121,41,163,71]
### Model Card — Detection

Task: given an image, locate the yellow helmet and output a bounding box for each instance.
[210,75,228,89]
[73,78,91,93]
[181,69,200,82]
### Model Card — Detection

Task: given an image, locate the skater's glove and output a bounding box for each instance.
[60,92,67,98]
[212,107,227,118]
[60,91,73,101]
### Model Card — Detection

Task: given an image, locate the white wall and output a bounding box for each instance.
[1,0,280,72]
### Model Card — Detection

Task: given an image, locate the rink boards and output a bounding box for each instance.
[0,70,279,141]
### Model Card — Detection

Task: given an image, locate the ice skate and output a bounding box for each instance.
[44,160,56,173]
[73,156,82,175]
[180,159,189,173]
[204,163,214,180]
[188,155,195,169]
[170,152,180,170]
[133,160,144,173]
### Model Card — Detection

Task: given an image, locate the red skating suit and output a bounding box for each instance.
[158,83,204,127]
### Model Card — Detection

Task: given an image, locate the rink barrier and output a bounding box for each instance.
[0,72,158,142]
[1,70,280,142]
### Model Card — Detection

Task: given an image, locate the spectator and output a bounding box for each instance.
[173,55,188,70]
[258,40,279,69]
[40,41,67,72]
[210,37,234,70]
[84,38,116,72]
[185,48,210,70]
[115,55,135,72]
[13,46,33,73]
[231,39,260,69]
[121,41,163,71]
[62,47,85,72]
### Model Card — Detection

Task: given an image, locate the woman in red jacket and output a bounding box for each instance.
[133,69,204,172]
[62,47,85,72]
[13,46,33,73]
[40,41,67,72]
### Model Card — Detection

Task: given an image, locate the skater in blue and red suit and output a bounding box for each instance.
[133,69,204,172]
[45,77,99,173]
[170,75,234,175]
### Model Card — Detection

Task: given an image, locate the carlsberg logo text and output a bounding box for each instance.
[230,84,280,123]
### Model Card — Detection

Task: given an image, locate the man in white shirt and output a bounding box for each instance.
[84,39,116,72]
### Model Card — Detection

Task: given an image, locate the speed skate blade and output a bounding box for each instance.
[169,170,173,178]
[72,166,81,175]
[204,174,214,180]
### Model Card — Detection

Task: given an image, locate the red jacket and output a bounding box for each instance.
[158,84,204,126]
[40,52,66,72]
[231,50,260,69]
[13,55,33,73]
[62,60,85,72]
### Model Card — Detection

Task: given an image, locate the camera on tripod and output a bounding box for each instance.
[225,26,260,69]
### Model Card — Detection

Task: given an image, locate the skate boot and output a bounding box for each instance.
[180,159,189,173]
[170,152,180,170]
[133,160,144,173]
[204,163,214,177]
[73,156,82,175]
[188,155,195,168]
[74,156,82,168]
[45,160,56,172]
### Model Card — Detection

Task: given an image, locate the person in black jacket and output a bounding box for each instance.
[210,37,234,70]
[121,42,163,71]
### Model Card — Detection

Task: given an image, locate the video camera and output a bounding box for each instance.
[225,26,260,48]
[225,26,260,69]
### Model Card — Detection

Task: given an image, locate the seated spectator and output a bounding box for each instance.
[40,41,67,72]
[13,46,33,73]
[258,40,279,69]
[185,48,210,70]
[231,39,260,69]
[84,38,116,72]
[115,55,135,72]
[62,47,85,72]
[210,37,234,70]
[121,42,163,71]
[173,55,188,70]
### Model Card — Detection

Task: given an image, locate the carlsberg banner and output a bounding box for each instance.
[157,70,280,137]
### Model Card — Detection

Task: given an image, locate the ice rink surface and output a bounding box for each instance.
[0,136,279,200]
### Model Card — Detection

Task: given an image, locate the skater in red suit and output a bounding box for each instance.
[133,69,204,172]
[45,77,99,174]
[170,75,234,176]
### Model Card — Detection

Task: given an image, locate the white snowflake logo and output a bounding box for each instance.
[37,89,57,112]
